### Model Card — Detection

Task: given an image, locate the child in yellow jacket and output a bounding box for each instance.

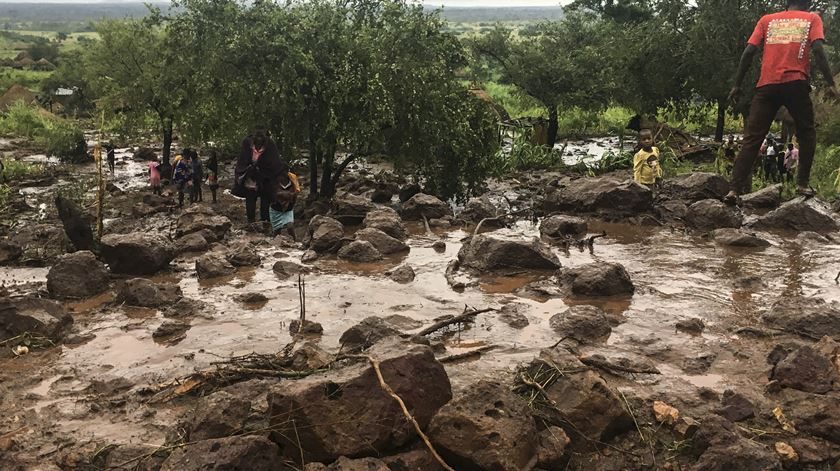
[633,129,663,186]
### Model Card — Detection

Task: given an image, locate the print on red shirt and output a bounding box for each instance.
[748,11,825,88]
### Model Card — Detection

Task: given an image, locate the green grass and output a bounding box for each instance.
[2,160,50,180]
[0,68,52,91]
[0,102,85,161]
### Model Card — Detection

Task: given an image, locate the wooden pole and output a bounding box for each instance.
[95,110,104,240]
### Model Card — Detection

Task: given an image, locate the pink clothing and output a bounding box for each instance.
[251,145,264,163]
[784,148,799,170]
[149,161,161,186]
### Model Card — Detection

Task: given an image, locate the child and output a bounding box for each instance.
[173,153,193,208]
[784,143,799,182]
[764,139,778,182]
[206,151,220,203]
[106,144,116,174]
[190,149,203,203]
[269,172,297,239]
[633,129,662,187]
[148,155,162,195]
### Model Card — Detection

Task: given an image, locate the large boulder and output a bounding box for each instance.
[540,215,588,238]
[549,305,612,343]
[459,195,498,224]
[175,208,231,242]
[401,193,452,220]
[428,380,538,471]
[55,195,95,251]
[226,241,261,267]
[267,339,452,463]
[557,262,634,297]
[521,348,632,446]
[339,316,402,352]
[115,278,182,308]
[363,208,408,240]
[0,297,73,343]
[752,198,839,233]
[711,228,770,248]
[337,240,383,263]
[762,298,840,340]
[741,184,783,209]
[770,345,838,394]
[196,253,236,280]
[46,251,110,299]
[100,233,174,275]
[160,435,282,471]
[307,216,344,253]
[382,450,444,471]
[458,231,561,271]
[665,172,730,203]
[354,228,408,255]
[542,177,652,215]
[176,232,209,254]
[332,193,376,225]
[186,390,252,441]
[691,436,782,471]
[685,199,743,231]
[0,240,22,265]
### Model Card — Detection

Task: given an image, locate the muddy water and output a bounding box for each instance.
[2,210,840,454]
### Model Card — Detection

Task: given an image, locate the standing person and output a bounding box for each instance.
[106,144,116,174]
[234,129,287,224]
[632,129,663,187]
[190,149,204,203]
[725,0,838,203]
[270,172,297,239]
[206,151,220,204]
[173,153,193,208]
[784,143,800,182]
[148,155,162,195]
[764,139,779,182]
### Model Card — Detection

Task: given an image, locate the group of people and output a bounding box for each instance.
[146,149,220,204]
[760,136,799,183]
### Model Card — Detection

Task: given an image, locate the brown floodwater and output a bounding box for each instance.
[2,213,840,455]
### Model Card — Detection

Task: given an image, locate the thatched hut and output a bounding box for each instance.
[0,84,39,112]
[15,57,35,70]
[34,58,56,71]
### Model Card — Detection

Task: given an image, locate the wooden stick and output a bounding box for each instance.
[366,356,455,471]
[417,307,494,336]
[579,355,660,375]
[439,345,496,363]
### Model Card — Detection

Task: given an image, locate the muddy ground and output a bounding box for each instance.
[2,143,840,470]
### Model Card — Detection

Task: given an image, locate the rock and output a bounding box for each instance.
[457,231,561,271]
[332,193,375,224]
[370,188,393,204]
[542,177,652,215]
[153,320,189,339]
[55,195,95,251]
[337,240,383,263]
[771,345,837,394]
[762,298,840,340]
[116,278,182,308]
[686,199,743,230]
[521,348,632,445]
[398,183,422,203]
[339,316,402,352]
[160,435,282,471]
[0,297,72,343]
[666,172,730,203]
[498,303,530,329]
[432,240,446,252]
[656,200,689,222]
[459,195,498,223]
[46,251,110,299]
[0,240,22,265]
[386,265,415,283]
[401,193,452,220]
[196,253,236,280]
[187,391,251,441]
[363,208,408,240]
[301,250,319,263]
[428,380,538,471]
[272,260,310,279]
[289,319,324,335]
[653,400,680,425]
[557,262,634,297]
[307,216,345,253]
[267,339,451,463]
[235,292,268,304]
[774,442,798,463]
[354,228,408,255]
[716,390,755,421]
[381,449,444,471]
[785,393,840,444]
[676,318,705,335]
[540,215,588,237]
[321,457,389,471]
[536,426,570,470]
[711,228,770,248]
[683,352,717,375]
[428,217,451,228]
[289,341,333,370]
[691,437,782,471]
[752,198,839,233]
[176,232,209,253]
[674,416,701,439]
[741,184,783,209]
[549,305,611,343]
[100,232,174,275]
[175,208,232,242]
[226,241,261,267]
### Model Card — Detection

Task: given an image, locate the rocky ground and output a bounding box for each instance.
[2,148,840,470]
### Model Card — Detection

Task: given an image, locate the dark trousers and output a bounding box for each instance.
[191,178,202,202]
[245,187,272,223]
[731,81,816,194]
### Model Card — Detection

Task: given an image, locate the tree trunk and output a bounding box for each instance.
[325,153,359,199]
[162,117,173,167]
[307,121,319,201]
[715,99,726,143]
[546,106,558,149]
[320,145,335,200]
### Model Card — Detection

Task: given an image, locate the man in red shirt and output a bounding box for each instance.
[725,0,837,203]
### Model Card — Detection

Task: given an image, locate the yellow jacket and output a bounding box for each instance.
[633,147,662,185]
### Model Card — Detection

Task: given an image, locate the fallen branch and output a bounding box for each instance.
[439,345,496,363]
[418,307,495,336]
[367,355,455,471]
[580,355,661,375]
[422,214,433,235]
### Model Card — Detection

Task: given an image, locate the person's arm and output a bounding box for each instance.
[812,40,838,98]
[728,45,759,103]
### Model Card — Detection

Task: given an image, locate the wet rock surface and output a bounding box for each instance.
[711,228,770,248]
[542,177,652,216]
[116,278,182,308]
[100,232,174,275]
[557,262,634,297]
[686,199,743,230]
[337,240,383,263]
[549,305,612,343]
[0,297,72,342]
[386,264,415,283]
[363,207,407,240]
[307,215,345,253]
[458,231,561,271]
[401,193,452,220]
[196,252,236,280]
[160,435,282,470]
[46,251,110,299]
[752,198,839,233]
[176,208,232,241]
[540,214,588,237]
[741,183,783,209]
[339,316,402,352]
[664,172,730,203]
[354,227,409,255]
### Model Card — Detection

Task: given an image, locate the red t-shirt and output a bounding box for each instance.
[748,10,825,88]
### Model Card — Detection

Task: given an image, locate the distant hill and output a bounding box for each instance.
[426,6,565,23]
[0,2,169,31]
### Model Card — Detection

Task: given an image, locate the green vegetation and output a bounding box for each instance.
[0,102,85,161]
[1,159,50,180]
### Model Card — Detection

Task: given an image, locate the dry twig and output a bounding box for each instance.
[417,306,494,336]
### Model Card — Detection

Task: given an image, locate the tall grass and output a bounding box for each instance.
[0,102,86,161]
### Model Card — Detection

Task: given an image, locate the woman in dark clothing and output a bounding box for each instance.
[234,129,287,223]
[206,151,220,203]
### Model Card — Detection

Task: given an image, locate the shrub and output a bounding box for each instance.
[0,102,87,162]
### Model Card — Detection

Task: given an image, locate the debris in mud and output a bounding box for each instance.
[540,214,588,237]
[55,195,95,252]
[652,400,680,424]
[0,239,23,265]
[751,197,839,233]
[116,278,182,307]
[716,389,755,422]
[153,320,190,341]
[100,232,174,275]
[498,303,530,329]
[46,250,110,299]
[234,292,268,304]
[549,305,612,343]
[686,199,743,230]
[289,319,323,335]
[337,239,383,262]
[675,317,705,335]
[711,228,770,248]
[432,240,446,252]
[386,264,415,283]
[0,296,72,344]
[401,193,452,220]
[556,262,634,297]
[458,231,560,271]
[579,353,660,375]
[160,435,283,470]
[355,227,409,255]
[339,316,402,352]
[272,260,310,279]
[683,351,717,375]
